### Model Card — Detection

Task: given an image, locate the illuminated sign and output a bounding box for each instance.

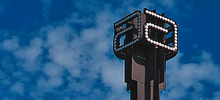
[144,9,178,52]
[113,8,178,60]
[113,10,142,52]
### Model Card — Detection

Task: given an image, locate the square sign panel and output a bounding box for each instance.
[113,8,178,60]
[113,10,142,59]
[144,8,178,60]
[144,8,178,52]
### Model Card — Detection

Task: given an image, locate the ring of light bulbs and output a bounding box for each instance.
[144,9,178,52]
[113,9,178,53]
[114,11,141,52]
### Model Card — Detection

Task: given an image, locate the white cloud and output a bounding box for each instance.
[214,91,220,100]
[43,62,63,77]
[101,60,125,92]
[16,38,42,61]
[10,82,24,95]
[0,70,5,79]
[44,25,80,68]
[1,36,19,51]
[14,37,43,72]
[0,0,213,100]
[161,52,220,100]
[37,75,63,92]
[158,0,175,9]
[11,4,128,99]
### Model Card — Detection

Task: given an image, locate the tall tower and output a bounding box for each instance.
[113,8,178,100]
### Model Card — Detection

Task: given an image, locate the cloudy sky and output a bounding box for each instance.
[0,0,220,100]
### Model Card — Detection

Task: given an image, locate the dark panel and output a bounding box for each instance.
[125,49,132,90]
[130,80,137,100]
[157,48,166,90]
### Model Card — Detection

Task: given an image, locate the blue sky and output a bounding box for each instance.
[0,0,220,100]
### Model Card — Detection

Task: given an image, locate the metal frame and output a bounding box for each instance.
[113,8,179,100]
[113,10,142,52]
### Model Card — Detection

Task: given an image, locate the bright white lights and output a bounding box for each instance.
[114,11,142,52]
[144,9,178,51]
[114,9,178,53]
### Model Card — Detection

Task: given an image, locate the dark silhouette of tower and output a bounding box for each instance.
[113,8,178,100]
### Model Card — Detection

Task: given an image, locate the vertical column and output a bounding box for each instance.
[130,45,158,100]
